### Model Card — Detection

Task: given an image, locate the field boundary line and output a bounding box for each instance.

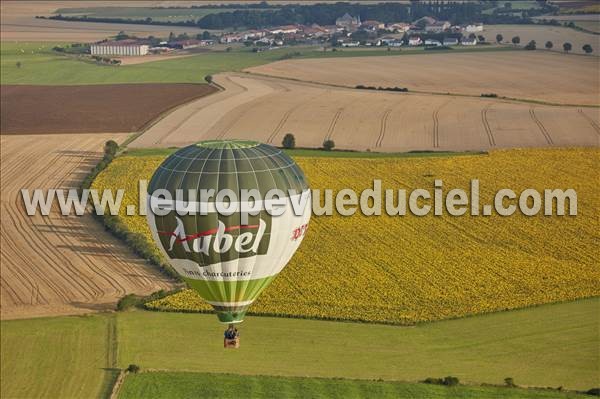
[577,108,600,136]
[240,71,600,108]
[529,107,554,145]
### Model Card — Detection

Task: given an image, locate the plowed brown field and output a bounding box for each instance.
[0,134,174,319]
[1,84,216,134]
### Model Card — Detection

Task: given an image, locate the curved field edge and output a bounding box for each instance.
[90,148,600,325]
[116,372,591,399]
[2,299,598,398]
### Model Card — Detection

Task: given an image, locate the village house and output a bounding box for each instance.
[361,20,385,32]
[443,37,459,46]
[465,23,484,32]
[269,25,298,35]
[387,22,410,33]
[220,33,243,44]
[408,36,422,46]
[461,37,477,46]
[336,13,361,30]
[425,39,442,47]
[425,20,451,33]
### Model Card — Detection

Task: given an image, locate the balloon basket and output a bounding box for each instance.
[224,337,240,349]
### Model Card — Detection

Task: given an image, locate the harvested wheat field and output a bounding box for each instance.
[0,134,174,319]
[1,84,216,134]
[247,51,599,105]
[484,24,600,54]
[131,72,600,151]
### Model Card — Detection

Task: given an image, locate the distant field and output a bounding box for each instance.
[483,24,600,54]
[54,6,273,22]
[247,51,600,105]
[118,372,590,399]
[1,84,215,134]
[0,42,517,86]
[94,149,600,325]
[0,42,290,85]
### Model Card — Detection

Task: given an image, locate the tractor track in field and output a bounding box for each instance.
[481,104,497,147]
[432,100,452,148]
[375,108,392,148]
[529,107,554,145]
[577,108,600,136]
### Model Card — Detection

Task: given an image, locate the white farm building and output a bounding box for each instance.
[90,40,149,56]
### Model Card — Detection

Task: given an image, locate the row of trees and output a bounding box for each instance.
[282,133,335,151]
[495,33,593,53]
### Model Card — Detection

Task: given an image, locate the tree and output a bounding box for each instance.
[468,33,476,39]
[115,30,128,41]
[563,42,572,53]
[511,36,520,45]
[104,140,119,157]
[477,35,485,42]
[16,61,22,68]
[126,364,140,373]
[545,41,553,49]
[202,30,211,40]
[322,139,335,151]
[282,133,296,149]
[168,31,175,42]
[582,44,593,54]
[496,34,503,43]
[524,40,536,50]
[204,75,213,84]
[504,377,516,388]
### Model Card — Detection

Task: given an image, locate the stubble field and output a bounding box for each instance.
[131,72,600,152]
[0,134,174,319]
[246,51,599,105]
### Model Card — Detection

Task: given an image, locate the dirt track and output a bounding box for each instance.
[247,51,600,105]
[0,134,174,319]
[131,72,600,151]
[1,84,216,135]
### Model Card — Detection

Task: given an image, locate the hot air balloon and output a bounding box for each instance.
[146,140,311,339]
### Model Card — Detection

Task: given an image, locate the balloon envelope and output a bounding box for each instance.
[146,140,311,323]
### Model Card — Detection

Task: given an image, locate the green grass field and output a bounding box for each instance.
[0,314,116,399]
[1,42,518,85]
[1,299,597,398]
[115,298,599,390]
[118,372,589,399]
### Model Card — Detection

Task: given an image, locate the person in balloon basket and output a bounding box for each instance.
[224,325,238,339]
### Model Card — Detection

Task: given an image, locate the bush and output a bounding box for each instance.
[422,376,459,386]
[423,377,444,385]
[117,294,141,311]
[104,140,119,157]
[443,376,459,386]
[282,133,296,149]
[481,93,498,98]
[322,139,335,151]
[204,75,213,84]
[524,40,536,50]
[504,377,516,387]
[586,388,600,396]
[126,364,140,373]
